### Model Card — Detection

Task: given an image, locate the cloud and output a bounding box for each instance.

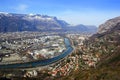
[14,4,28,11]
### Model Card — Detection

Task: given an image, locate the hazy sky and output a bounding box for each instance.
[0,0,120,26]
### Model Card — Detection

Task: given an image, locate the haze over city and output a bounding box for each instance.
[0,0,120,26]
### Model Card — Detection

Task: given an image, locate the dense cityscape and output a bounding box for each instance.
[0,31,92,78]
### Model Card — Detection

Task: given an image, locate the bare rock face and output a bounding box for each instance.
[98,16,120,34]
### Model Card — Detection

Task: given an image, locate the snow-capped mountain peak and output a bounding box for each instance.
[0,12,12,16]
[23,14,54,21]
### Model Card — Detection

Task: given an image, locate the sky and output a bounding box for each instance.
[0,0,120,26]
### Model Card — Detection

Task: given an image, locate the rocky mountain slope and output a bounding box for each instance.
[89,16,120,66]
[98,16,120,34]
[0,12,97,33]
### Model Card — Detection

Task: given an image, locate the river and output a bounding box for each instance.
[0,38,73,69]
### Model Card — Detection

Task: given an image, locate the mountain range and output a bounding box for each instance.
[0,12,97,33]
